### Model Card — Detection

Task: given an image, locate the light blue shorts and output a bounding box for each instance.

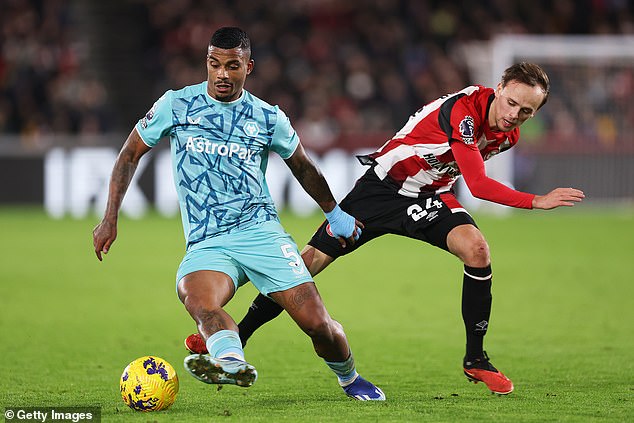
[176,221,313,296]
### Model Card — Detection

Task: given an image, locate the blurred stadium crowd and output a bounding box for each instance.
[0,0,111,138]
[1,0,632,152]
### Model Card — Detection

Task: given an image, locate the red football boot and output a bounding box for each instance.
[463,351,514,395]
[184,333,208,354]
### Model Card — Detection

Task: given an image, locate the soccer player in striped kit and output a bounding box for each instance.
[186,62,584,395]
[93,27,384,401]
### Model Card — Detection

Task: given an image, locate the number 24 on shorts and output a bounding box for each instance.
[407,198,443,222]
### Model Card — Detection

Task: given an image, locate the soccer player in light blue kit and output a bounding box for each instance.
[92,27,384,401]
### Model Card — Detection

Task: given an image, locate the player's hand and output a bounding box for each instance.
[93,219,118,261]
[532,187,585,210]
[324,205,364,248]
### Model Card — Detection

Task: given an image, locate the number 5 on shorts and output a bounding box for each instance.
[281,244,306,275]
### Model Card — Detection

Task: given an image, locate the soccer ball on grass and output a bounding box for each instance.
[120,356,179,411]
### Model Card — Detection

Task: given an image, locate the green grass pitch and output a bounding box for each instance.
[0,206,632,422]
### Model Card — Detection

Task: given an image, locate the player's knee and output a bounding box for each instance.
[184,298,221,320]
[463,238,490,267]
[178,285,224,319]
[303,317,335,342]
[448,226,490,267]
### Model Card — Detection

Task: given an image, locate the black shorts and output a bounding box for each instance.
[308,167,477,259]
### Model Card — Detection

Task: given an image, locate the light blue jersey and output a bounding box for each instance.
[136,82,299,249]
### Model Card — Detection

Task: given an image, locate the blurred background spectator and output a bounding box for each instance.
[0,0,112,148]
[1,0,632,153]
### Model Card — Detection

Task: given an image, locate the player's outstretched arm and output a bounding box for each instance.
[284,142,363,247]
[452,141,585,210]
[531,187,585,210]
[93,128,151,261]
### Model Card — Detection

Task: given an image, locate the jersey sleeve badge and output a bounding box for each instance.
[459,116,475,145]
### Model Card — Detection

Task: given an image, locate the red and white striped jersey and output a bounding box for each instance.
[368,85,520,198]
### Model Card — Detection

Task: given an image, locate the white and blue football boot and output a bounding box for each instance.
[184,354,257,387]
[343,375,386,401]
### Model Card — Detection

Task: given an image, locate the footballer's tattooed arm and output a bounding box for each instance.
[284,142,337,213]
[284,142,364,247]
[93,128,151,261]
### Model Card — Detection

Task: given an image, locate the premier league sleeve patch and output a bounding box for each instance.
[459,116,475,145]
[140,104,156,129]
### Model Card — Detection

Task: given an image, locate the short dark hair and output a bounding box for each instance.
[209,27,251,53]
[501,62,550,109]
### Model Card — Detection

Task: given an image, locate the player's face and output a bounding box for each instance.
[489,81,546,132]
[206,46,254,102]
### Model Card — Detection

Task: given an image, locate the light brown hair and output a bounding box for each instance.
[501,62,550,109]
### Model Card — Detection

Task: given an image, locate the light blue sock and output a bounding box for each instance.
[325,352,358,387]
[206,330,244,360]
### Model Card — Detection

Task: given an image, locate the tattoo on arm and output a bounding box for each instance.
[286,147,336,211]
[103,133,149,220]
[112,150,138,192]
[103,148,138,220]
